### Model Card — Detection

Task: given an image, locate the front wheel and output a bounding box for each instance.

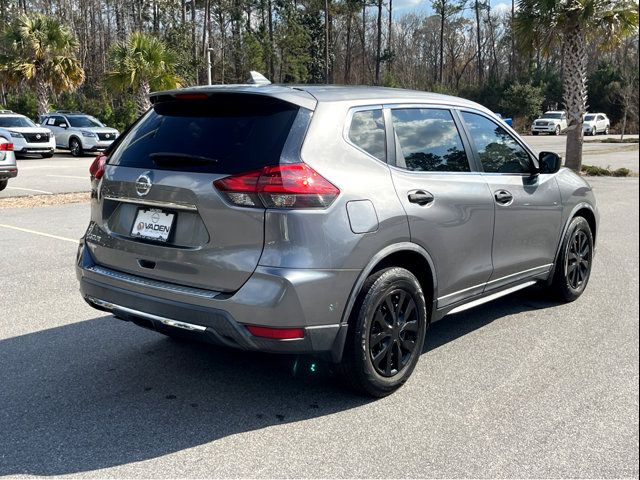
[69,138,84,157]
[555,125,561,135]
[41,152,54,158]
[591,127,597,136]
[0,180,7,191]
[549,216,594,302]
[531,131,539,136]
[337,267,428,397]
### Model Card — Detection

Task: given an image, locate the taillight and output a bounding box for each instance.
[214,163,339,209]
[0,142,13,151]
[89,153,107,179]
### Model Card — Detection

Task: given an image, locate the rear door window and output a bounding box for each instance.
[348,109,386,162]
[391,108,470,172]
[108,95,301,174]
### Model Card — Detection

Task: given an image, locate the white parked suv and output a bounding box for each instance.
[40,111,119,157]
[582,113,610,136]
[531,111,568,136]
[0,110,55,158]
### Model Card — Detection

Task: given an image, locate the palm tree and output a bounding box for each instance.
[0,14,85,117]
[107,32,183,116]
[515,0,638,172]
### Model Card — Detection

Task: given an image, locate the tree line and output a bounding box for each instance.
[0,0,638,169]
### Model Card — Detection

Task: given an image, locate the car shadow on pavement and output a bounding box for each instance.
[0,286,560,476]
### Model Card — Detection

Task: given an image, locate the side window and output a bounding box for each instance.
[56,116,67,126]
[391,108,470,172]
[46,118,56,126]
[597,115,604,121]
[461,111,532,174]
[348,109,386,162]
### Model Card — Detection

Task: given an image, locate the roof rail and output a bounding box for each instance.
[51,110,83,114]
[0,109,14,114]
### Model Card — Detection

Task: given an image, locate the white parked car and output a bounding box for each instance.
[583,113,610,136]
[0,110,56,158]
[531,111,568,136]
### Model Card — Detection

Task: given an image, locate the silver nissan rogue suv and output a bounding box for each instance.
[77,84,598,396]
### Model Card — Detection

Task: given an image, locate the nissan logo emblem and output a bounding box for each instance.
[36,133,41,139]
[135,175,152,197]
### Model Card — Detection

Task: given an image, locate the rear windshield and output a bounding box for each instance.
[108,95,300,174]
[584,115,595,121]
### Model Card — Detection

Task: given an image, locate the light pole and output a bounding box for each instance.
[206,47,214,85]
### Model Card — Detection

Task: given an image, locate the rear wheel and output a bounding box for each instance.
[337,267,428,397]
[69,138,83,157]
[532,131,539,136]
[0,180,7,191]
[549,216,594,302]
[604,126,610,135]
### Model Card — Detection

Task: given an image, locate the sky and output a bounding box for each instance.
[393,0,513,17]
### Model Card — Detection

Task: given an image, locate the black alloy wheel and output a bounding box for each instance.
[369,289,419,377]
[565,229,591,290]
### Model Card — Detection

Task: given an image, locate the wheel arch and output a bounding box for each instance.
[330,242,438,363]
[68,135,82,149]
[547,202,598,285]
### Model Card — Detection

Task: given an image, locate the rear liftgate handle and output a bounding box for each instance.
[407,190,435,206]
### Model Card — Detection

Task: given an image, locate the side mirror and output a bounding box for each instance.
[538,151,562,174]
[60,123,68,129]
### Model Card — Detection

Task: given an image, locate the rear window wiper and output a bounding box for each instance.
[150,152,220,167]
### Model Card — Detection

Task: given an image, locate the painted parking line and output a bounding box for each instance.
[46,175,88,180]
[5,186,54,194]
[0,224,78,244]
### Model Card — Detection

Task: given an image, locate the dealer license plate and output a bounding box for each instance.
[131,208,175,242]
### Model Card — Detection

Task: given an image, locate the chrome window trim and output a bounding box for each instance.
[102,194,198,211]
[342,105,388,164]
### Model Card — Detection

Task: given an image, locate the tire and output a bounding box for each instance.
[591,128,597,136]
[549,216,594,302]
[337,267,428,397]
[0,180,7,191]
[604,126,610,135]
[69,137,84,157]
[41,152,54,158]
[554,125,561,136]
[532,131,539,136]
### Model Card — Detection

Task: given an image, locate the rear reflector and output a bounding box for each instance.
[89,153,107,179]
[246,325,305,340]
[0,142,13,151]
[214,163,339,209]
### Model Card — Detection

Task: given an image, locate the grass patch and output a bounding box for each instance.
[581,165,632,177]
[585,137,639,143]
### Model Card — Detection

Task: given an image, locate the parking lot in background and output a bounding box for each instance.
[0,137,638,477]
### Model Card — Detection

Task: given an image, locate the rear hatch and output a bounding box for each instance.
[88,93,311,292]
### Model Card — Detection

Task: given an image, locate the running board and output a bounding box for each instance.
[446,281,537,316]
[87,296,208,332]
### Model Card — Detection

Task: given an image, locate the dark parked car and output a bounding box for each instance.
[77,84,598,396]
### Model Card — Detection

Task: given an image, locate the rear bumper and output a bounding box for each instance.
[76,239,357,359]
[0,167,18,180]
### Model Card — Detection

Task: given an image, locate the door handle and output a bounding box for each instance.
[408,190,434,206]
[494,190,514,205]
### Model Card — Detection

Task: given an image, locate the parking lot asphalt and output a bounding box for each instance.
[1,136,638,200]
[0,176,637,478]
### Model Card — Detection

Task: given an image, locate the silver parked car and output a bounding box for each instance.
[39,111,119,156]
[77,85,598,397]
[583,113,610,136]
[0,127,18,191]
